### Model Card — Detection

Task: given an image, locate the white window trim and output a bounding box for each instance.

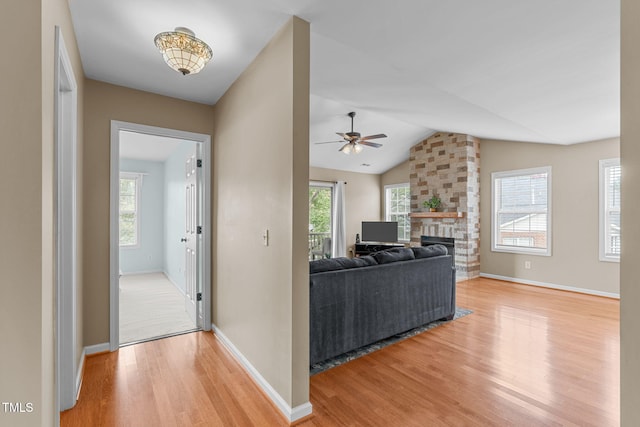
[384,182,411,242]
[119,172,142,248]
[491,166,552,256]
[599,158,621,262]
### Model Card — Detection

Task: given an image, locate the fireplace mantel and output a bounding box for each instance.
[409,212,466,219]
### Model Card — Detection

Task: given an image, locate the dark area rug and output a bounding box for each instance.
[310,307,472,375]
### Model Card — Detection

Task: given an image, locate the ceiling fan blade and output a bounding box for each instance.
[314,140,343,145]
[360,133,387,140]
[359,141,383,148]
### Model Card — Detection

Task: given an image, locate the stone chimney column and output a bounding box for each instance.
[409,132,480,280]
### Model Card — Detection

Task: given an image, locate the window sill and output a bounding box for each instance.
[491,246,551,257]
[408,212,466,218]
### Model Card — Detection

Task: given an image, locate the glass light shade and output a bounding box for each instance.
[353,143,364,153]
[154,27,212,75]
[341,143,353,154]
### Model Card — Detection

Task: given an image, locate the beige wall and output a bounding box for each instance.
[0,4,45,425]
[380,160,410,218]
[0,0,84,425]
[212,17,310,409]
[83,80,214,345]
[480,138,620,295]
[310,167,382,256]
[621,0,639,423]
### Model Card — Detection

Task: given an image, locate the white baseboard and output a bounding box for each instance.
[75,348,86,401]
[211,324,313,422]
[164,271,186,296]
[85,342,110,355]
[479,273,620,299]
[119,269,164,276]
[75,343,108,401]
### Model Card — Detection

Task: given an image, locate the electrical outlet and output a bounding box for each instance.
[524,261,531,269]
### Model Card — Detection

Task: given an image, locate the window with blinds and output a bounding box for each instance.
[491,166,552,256]
[599,159,621,262]
[385,183,411,241]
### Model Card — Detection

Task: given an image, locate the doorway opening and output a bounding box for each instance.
[110,122,211,350]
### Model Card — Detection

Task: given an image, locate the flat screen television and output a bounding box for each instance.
[361,221,398,243]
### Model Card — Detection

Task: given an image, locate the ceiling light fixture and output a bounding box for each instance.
[154,27,212,75]
[339,141,364,155]
[340,142,353,154]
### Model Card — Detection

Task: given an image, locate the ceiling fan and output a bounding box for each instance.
[315,112,387,154]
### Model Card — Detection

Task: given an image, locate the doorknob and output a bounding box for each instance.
[180,237,187,242]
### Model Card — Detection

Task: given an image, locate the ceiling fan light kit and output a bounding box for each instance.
[154,27,213,75]
[316,111,387,155]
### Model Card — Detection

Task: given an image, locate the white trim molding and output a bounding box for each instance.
[85,343,110,355]
[211,324,313,422]
[164,271,187,296]
[76,343,109,402]
[55,25,79,414]
[119,269,164,276]
[491,166,552,257]
[384,182,411,242]
[75,348,86,401]
[480,273,620,299]
[599,158,621,263]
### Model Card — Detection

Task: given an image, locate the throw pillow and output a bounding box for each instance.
[411,244,448,259]
[373,247,415,264]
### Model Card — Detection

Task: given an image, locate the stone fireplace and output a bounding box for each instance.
[409,132,480,280]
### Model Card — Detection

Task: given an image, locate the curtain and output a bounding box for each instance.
[332,181,346,258]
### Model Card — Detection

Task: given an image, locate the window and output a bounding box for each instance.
[599,158,621,262]
[119,173,141,247]
[492,167,551,256]
[309,183,333,259]
[385,183,411,242]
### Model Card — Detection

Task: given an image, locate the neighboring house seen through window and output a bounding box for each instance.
[492,167,551,256]
[599,158,621,262]
[385,183,411,242]
[119,173,141,247]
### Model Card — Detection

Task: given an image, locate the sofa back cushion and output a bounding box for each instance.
[309,258,346,274]
[349,255,378,267]
[309,255,379,273]
[373,247,415,264]
[411,244,448,259]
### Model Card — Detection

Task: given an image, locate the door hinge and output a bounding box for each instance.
[197,159,202,168]
[197,226,202,234]
[196,292,202,301]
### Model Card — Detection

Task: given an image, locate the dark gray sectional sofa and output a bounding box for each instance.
[309,244,456,365]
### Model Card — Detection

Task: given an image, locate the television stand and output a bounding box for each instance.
[355,242,404,256]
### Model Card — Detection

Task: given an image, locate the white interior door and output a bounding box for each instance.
[184,149,199,326]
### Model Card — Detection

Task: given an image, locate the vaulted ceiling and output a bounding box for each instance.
[70,0,619,174]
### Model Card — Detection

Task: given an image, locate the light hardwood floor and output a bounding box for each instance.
[61,277,619,426]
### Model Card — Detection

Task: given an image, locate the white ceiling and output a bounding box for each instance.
[119,131,186,162]
[70,0,619,174]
